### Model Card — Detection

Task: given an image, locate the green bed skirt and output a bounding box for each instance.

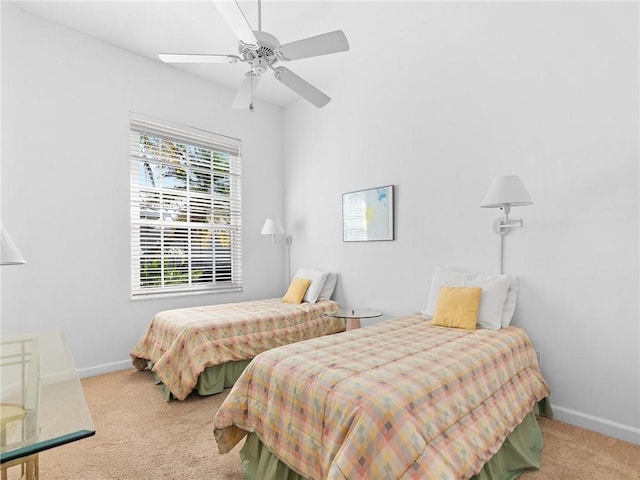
[240,398,553,480]
[149,359,252,401]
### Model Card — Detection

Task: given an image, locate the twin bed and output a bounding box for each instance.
[130,267,342,400]
[130,297,344,400]
[213,315,550,479]
[212,267,550,479]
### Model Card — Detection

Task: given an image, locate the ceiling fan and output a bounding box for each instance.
[159,0,350,111]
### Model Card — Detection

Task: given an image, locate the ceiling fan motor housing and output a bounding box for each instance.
[240,31,281,74]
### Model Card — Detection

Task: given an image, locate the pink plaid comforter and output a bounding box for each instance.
[130,298,343,400]
[214,314,550,479]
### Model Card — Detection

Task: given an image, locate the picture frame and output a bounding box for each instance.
[342,185,394,242]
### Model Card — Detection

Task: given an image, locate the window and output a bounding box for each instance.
[130,114,242,298]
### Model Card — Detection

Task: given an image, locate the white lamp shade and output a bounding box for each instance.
[480,175,533,208]
[261,218,285,235]
[1,224,26,265]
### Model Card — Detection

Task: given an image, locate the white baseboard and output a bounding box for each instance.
[77,359,132,379]
[551,404,640,445]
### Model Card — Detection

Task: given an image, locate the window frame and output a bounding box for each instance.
[129,114,242,299]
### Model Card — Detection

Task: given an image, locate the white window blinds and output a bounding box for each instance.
[130,114,242,298]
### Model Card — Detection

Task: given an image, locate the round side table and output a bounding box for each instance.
[328,308,382,331]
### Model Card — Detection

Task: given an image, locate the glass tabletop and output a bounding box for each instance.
[1,331,95,463]
[328,308,383,319]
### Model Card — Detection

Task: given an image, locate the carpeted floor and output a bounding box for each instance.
[10,369,639,479]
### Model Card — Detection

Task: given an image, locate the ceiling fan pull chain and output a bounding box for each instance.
[249,68,255,112]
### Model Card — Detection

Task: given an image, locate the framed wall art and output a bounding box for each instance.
[342,185,394,242]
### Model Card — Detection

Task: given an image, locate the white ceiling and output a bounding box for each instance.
[12,0,420,108]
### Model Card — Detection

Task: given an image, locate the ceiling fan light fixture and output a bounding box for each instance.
[232,70,260,110]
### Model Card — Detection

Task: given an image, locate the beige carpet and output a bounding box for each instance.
[10,369,638,479]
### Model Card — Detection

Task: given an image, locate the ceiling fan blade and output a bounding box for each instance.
[232,72,260,109]
[158,53,241,64]
[212,1,257,45]
[279,30,349,61]
[273,67,330,108]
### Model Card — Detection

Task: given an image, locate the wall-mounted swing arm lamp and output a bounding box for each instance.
[480,175,533,235]
[480,175,533,273]
[0,223,27,266]
[261,218,292,280]
[260,218,292,246]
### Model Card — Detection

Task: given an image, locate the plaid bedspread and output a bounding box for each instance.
[130,298,343,400]
[214,313,550,479]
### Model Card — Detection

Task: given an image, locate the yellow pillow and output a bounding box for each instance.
[282,278,311,304]
[432,286,482,330]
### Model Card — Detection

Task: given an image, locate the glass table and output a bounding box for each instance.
[1,332,95,479]
[328,308,382,331]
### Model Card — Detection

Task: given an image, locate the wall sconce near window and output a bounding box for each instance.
[1,223,26,266]
[480,175,533,273]
[261,218,292,280]
[261,218,282,242]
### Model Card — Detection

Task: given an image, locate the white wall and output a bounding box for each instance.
[283,2,639,443]
[0,3,286,375]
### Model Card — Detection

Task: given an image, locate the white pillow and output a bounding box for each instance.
[318,272,338,301]
[501,276,519,327]
[293,267,328,303]
[424,266,515,330]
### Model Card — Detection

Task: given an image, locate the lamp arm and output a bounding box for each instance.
[492,217,524,235]
[498,219,524,229]
[271,233,292,245]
